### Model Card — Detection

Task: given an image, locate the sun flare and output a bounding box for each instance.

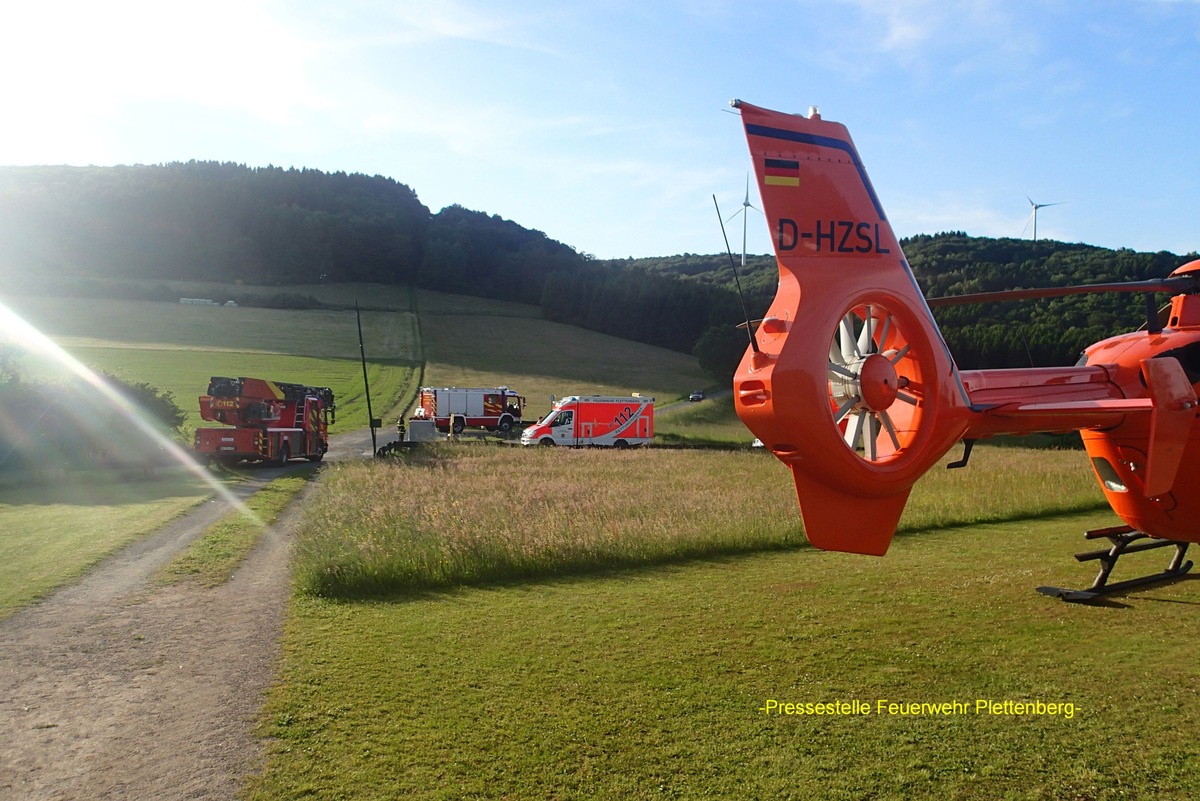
[0,299,259,522]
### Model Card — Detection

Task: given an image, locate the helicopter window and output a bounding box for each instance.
[1090,457,1127,493]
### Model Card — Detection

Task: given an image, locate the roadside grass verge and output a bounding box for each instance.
[656,394,755,446]
[293,444,1104,598]
[0,473,214,619]
[160,467,318,588]
[250,506,1200,800]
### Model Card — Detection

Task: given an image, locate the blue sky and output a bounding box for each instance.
[3,1,1199,260]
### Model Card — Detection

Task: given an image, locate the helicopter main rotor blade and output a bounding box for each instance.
[926,276,1200,307]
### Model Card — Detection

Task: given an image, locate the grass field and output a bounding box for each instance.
[10,282,1197,797]
[291,445,1106,598]
[415,292,709,422]
[0,472,213,619]
[0,283,718,622]
[248,445,1200,800]
[655,394,755,445]
[0,286,422,619]
[3,286,707,435]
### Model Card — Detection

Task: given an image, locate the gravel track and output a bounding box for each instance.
[0,471,298,800]
[0,425,380,800]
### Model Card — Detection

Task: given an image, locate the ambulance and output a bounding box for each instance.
[520,395,654,448]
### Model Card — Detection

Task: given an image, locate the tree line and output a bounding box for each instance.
[903,232,1191,369]
[613,234,1197,374]
[2,163,1195,377]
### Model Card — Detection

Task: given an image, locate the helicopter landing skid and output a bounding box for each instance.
[1036,524,1192,603]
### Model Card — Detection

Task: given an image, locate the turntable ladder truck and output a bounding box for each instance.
[194,376,335,466]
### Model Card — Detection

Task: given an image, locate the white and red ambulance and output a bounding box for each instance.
[520,395,654,448]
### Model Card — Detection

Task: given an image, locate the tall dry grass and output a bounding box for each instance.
[904,444,1106,528]
[294,443,1106,597]
[655,396,756,445]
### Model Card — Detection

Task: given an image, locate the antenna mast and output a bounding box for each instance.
[714,184,760,353]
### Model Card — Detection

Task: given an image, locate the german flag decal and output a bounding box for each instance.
[764,158,800,187]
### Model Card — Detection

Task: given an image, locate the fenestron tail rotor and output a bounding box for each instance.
[827,302,925,463]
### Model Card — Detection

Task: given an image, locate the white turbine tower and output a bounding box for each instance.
[1025,196,1064,242]
[725,173,762,269]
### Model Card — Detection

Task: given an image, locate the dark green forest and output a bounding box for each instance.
[904,233,1190,369]
[1,162,1196,376]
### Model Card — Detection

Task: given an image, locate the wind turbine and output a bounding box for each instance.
[1025,196,1064,241]
[726,173,762,270]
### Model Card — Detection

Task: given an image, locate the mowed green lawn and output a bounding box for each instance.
[249,444,1200,798]
[248,444,1200,799]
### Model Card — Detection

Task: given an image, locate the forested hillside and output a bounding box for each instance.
[0,162,733,358]
[904,233,1189,368]
[1,162,1195,373]
[607,234,1198,371]
[0,162,571,295]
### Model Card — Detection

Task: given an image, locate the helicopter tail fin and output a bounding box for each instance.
[1143,356,1197,497]
[731,100,971,555]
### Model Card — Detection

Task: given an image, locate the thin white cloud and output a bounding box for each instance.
[799,0,1032,77]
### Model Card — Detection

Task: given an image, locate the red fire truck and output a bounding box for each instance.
[194,376,335,466]
[414,386,526,434]
[520,395,654,448]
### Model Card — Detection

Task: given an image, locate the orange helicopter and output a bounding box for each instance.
[730,99,1200,602]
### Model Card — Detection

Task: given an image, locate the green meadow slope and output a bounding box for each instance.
[2,291,421,437]
[416,289,710,421]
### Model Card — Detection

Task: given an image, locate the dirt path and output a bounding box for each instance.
[0,426,378,800]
